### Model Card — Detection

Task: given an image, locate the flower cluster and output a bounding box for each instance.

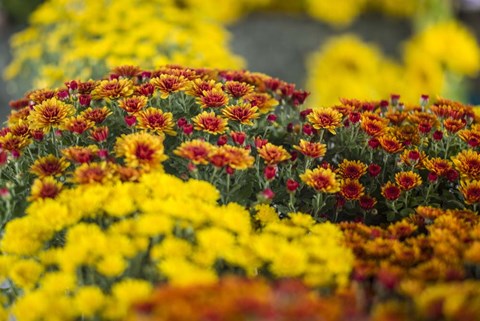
[1,66,479,226]
[306,21,480,106]
[0,170,352,320]
[4,0,243,93]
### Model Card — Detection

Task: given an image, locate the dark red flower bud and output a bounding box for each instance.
[359,195,376,210]
[286,178,299,192]
[290,150,298,162]
[292,90,309,106]
[390,94,400,106]
[124,115,137,127]
[11,150,20,159]
[231,131,246,145]
[66,80,78,91]
[302,123,314,135]
[264,165,277,180]
[418,122,432,134]
[267,114,277,122]
[408,150,420,161]
[368,138,380,149]
[183,124,194,135]
[0,187,10,199]
[349,111,361,123]
[445,169,459,182]
[79,94,91,107]
[0,150,7,166]
[427,172,438,183]
[379,100,389,108]
[226,166,235,175]
[280,84,295,96]
[368,163,381,177]
[141,71,152,79]
[287,123,294,133]
[176,117,188,128]
[56,89,69,100]
[300,109,313,120]
[98,149,109,160]
[255,137,268,149]
[262,188,275,200]
[109,74,119,80]
[217,135,228,146]
[433,130,443,141]
[32,130,44,141]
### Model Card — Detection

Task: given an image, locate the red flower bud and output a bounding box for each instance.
[368,138,380,149]
[408,150,420,161]
[433,130,443,141]
[66,80,78,91]
[79,94,91,107]
[290,150,298,162]
[183,124,194,135]
[302,123,314,135]
[124,115,137,127]
[349,112,361,123]
[141,71,152,79]
[0,187,10,200]
[286,178,299,192]
[262,188,275,200]
[267,114,277,122]
[368,163,381,177]
[300,108,313,120]
[32,130,44,141]
[177,117,188,128]
[98,149,109,160]
[390,94,400,106]
[11,150,20,159]
[56,89,69,100]
[445,169,459,182]
[254,137,268,149]
[418,122,432,134]
[264,165,277,180]
[427,172,438,183]
[231,131,246,145]
[379,100,389,108]
[226,166,235,175]
[287,123,294,133]
[292,90,309,106]
[0,150,7,166]
[217,135,228,146]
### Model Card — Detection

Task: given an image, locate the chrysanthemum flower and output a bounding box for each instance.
[340,179,365,200]
[336,159,367,179]
[381,182,401,201]
[458,129,480,147]
[118,96,148,114]
[28,177,63,201]
[185,79,222,97]
[395,171,422,191]
[300,167,341,193]
[9,122,30,137]
[399,149,426,168]
[30,155,70,178]
[293,139,327,159]
[90,126,109,143]
[150,75,188,99]
[115,133,167,170]
[91,79,134,100]
[221,103,259,125]
[224,81,254,98]
[197,88,230,109]
[443,118,466,133]
[452,150,480,180]
[243,93,278,114]
[307,108,343,135]
[378,135,404,154]
[80,107,112,124]
[385,111,408,125]
[61,116,95,135]
[423,157,453,176]
[360,118,388,137]
[71,162,113,184]
[257,143,291,165]
[214,145,254,170]
[8,108,31,125]
[174,140,214,165]
[0,132,31,153]
[62,145,99,164]
[359,194,377,210]
[192,111,228,135]
[136,108,176,136]
[27,97,75,132]
[407,112,439,127]
[459,180,480,204]
[111,65,141,78]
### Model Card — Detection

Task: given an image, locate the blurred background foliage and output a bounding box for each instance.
[0,0,480,118]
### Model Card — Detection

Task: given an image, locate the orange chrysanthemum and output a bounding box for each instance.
[61,116,95,134]
[407,111,439,127]
[395,171,422,191]
[136,108,176,136]
[459,180,480,204]
[115,132,167,170]
[28,177,63,201]
[174,139,214,165]
[300,167,341,193]
[115,166,143,182]
[243,93,278,114]
[186,79,222,97]
[197,88,230,109]
[307,108,343,134]
[9,122,30,137]
[27,89,56,104]
[30,154,70,178]
[361,118,388,137]
[293,139,327,159]
[62,145,99,163]
[192,111,228,135]
[0,132,31,152]
[119,96,148,114]
[399,149,426,168]
[336,159,367,179]
[8,108,31,125]
[378,135,404,154]
[452,150,480,180]
[111,65,141,78]
[71,162,113,184]
[80,107,112,124]
[27,97,75,132]
[91,79,134,100]
[224,81,254,98]
[257,143,291,165]
[150,74,188,99]
[443,118,466,134]
[340,179,365,200]
[210,145,254,170]
[90,126,109,143]
[221,103,260,125]
[381,182,401,201]
[423,157,453,176]
[458,129,480,147]
[385,111,408,125]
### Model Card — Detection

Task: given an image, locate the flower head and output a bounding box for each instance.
[71,162,114,184]
[186,79,222,97]
[119,96,148,114]
[257,143,291,165]
[307,108,343,134]
[300,167,341,193]
[27,98,75,132]
[197,88,229,109]
[115,133,167,170]
[174,140,214,165]
[80,107,112,124]
[221,103,259,125]
[61,116,95,134]
[62,146,99,163]
[30,155,70,178]
[381,182,401,201]
[243,93,278,114]
[459,180,480,204]
[192,111,228,135]
[0,132,31,153]
[91,79,134,100]
[452,150,480,180]
[423,157,453,176]
[378,135,404,154]
[336,159,367,179]
[224,81,254,98]
[136,108,176,136]
[28,177,63,201]
[151,75,187,99]
[395,171,422,191]
[293,139,327,159]
[208,145,255,170]
[340,179,365,200]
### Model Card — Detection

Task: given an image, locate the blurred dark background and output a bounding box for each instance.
[0,0,479,122]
